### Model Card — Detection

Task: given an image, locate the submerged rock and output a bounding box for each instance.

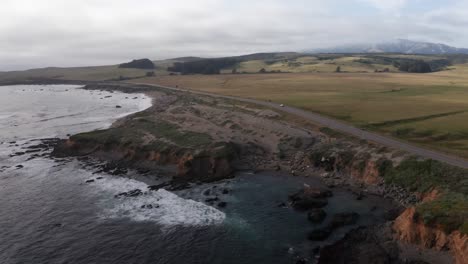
[329,212,360,228]
[277,202,288,208]
[116,189,143,198]
[205,197,219,203]
[295,258,308,264]
[308,227,333,241]
[291,198,328,211]
[308,209,327,223]
[127,189,143,197]
[148,182,170,191]
[318,226,400,264]
[289,186,332,210]
[290,186,332,201]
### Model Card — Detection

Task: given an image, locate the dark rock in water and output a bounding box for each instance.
[329,212,359,228]
[291,198,328,211]
[127,189,143,197]
[148,182,170,191]
[318,226,400,264]
[85,179,95,183]
[308,227,332,241]
[115,105,122,108]
[16,165,24,169]
[140,204,157,209]
[308,209,327,223]
[277,202,287,208]
[137,168,151,174]
[116,189,143,198]
[25,149,41,154]
[78,156,89,161]
[203,189,211,196]
[217,202,227,208]
[205,197,219,203]
[10,152,26,157]
[168,182,190,191]
[96,177,103,180]
[54,223,63,228]
[289,186,332,211]
[111,167,128,176]
[295,258,308,264]
[312,246,320,255]
[355,191,366,200]
[222,188,230,194]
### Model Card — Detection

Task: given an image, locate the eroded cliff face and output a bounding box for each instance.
[177,153,233,180]
[393,207,468,264]
[452,232,468,264]
[53,138,237,182]
[349,158,383,185]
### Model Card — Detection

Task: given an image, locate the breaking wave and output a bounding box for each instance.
[94,176,226,227]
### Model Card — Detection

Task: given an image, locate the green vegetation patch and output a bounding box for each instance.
[381,157,468,194]
[379,157,468,234]
[132,118,212,147]
[416,193,468,234]
[71,127,144,147]
[71,118,212,149]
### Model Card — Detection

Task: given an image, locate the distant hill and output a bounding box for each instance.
[119,58,155,69]
[310,39,468,55]
[167,52,299,75]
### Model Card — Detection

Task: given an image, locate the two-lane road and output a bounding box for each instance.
[136,82,468,169]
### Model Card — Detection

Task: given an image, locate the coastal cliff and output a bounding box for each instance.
[394,207,467,264]
[54,132,238,182]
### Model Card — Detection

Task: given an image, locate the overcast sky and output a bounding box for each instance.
[1,0,468,71]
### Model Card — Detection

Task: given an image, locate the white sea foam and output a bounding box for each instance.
[95,176,226,227]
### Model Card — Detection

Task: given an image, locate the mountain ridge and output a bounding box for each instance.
[309,39,468,55]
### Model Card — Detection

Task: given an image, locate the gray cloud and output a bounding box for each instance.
[1,0,467,71]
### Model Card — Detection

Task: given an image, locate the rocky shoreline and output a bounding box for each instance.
[44,82,465,263]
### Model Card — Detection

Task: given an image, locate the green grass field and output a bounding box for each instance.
[229,55,400,74]
[134,63,468,159]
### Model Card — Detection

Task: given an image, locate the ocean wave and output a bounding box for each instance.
[95,176,226,227]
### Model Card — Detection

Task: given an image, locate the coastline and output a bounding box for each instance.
[4,81,465,263]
